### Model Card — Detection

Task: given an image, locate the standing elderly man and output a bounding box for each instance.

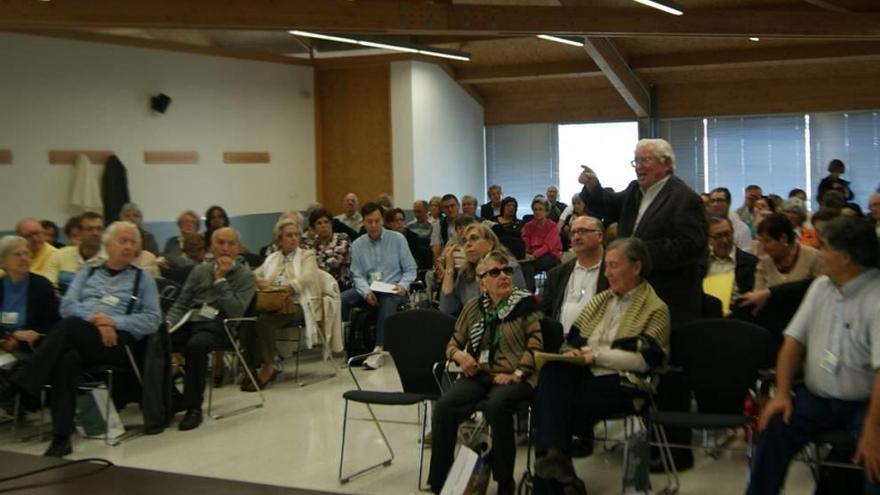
[15,218,57,278]
[546,186,568,223]
[0,221,161,457]
[747,216,880,494]
[578,138,707,471]
[335,193,363,233]
[166,227,256,431]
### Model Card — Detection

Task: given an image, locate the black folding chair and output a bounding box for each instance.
[338,309,455,489]
[650,318,771,494]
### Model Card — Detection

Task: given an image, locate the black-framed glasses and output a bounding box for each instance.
[571,228,601,237]
[479,266,515,279]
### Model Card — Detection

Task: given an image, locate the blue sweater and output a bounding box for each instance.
[60,264,161,340]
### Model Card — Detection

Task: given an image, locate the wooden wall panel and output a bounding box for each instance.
[223,152,270,164]
[144,151,198,164]
[49,150,113,165]
[0,149,11,165]
[316,64,392,209]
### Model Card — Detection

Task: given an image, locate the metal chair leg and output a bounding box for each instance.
[207,323,266,420]
[338,400,395,483]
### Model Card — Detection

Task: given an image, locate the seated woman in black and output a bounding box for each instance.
[0,235,60,355]
[492,197,526,258]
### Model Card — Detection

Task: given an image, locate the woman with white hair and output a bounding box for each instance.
[246,218,320,390]
[0,236,60,354]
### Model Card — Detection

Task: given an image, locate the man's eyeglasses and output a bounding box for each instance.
[479,266,515,279]
[709,230,733,240]
[630,157,657,168]
[709,198,728,204]
[571,228,601,237]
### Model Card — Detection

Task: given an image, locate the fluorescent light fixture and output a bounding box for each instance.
[749,37,761,42]
[358,40,418,53]
[417,50,470,61]
[288,30,358,45]
[631,0,684,16]
[289,30,470,61]
[537,34,584,47]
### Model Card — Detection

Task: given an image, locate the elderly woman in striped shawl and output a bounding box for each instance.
[427,250,544,495]
[532,237,671,495]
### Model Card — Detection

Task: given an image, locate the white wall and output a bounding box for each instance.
[0,33,315,230]
[391,61,484,207]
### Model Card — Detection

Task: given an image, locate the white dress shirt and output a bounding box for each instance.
[559,260,602,334]
[634,175,672,231]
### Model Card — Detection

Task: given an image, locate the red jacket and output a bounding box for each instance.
[521,218,562,260]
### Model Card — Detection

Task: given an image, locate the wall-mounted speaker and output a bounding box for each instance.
[151,93,172,114]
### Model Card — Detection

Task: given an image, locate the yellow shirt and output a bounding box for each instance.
[29,243,58,278]
[43,246,107,288]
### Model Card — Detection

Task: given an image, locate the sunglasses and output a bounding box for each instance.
[480,266,515,279]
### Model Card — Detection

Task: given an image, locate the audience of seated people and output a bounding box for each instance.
[247,218,321,391]
[165,227,256,431]
[428,250,543,495]
[533,237,671,495]
[0,221,161,457]
[44,212,107,292]
[439,222,527,316]
[341,202,417,370]
[0,235,60,357]
[5,137,879,495]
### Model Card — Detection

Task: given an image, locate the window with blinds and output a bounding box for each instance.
[706,115,806,202]
[810,111,880,206]
[485,123,558,217]
[656,118,705,192]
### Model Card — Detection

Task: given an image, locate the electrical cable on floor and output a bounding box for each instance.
[0,457,114,484]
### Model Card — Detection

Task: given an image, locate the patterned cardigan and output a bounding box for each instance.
[564,281,671,390]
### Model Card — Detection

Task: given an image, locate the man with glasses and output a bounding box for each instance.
[578,138,707,471]
[14,218,57,278]
[43,212,107,292]
[737,184,764,225]
[704,216,758,311]
[708,187,754,253]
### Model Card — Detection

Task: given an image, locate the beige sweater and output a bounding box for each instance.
[754,244,823,290]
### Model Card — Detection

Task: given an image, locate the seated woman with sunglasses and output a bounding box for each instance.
[439,223,527,316]
[428,251,543,495]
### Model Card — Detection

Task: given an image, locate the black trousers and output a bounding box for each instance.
[170,320,226,410]
[521,254,560,292]
[428,372,533,492]
[11,317,134,437]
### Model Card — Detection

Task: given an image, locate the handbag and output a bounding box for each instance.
[255,288,300,315]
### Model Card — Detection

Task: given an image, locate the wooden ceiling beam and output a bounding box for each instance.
[582,37,650,117]
[802,0,852,13]
[456,61,602,84]
[459,41,880,84]
[1,1,880,39]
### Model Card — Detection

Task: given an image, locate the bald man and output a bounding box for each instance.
[165,227,256,431]
[334,192,363,233]
[16,217,57,278]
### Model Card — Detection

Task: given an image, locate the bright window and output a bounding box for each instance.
[558,122,639,208]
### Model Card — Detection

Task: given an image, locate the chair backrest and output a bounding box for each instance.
[155,277,182,316]
[671,318,771,415]
[540,318,564,353]
[384,309,456,397]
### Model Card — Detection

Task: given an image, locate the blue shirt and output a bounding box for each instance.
[1,277,29,333]
[350,228,418,298]
[60,264,161,340]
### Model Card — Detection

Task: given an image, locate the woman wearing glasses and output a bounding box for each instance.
[438,223,527,316]
[428,250,543,495]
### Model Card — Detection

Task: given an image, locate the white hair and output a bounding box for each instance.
[273,218,301,242]
[102,221,141,247]
[636,138,676,171]
[0,235,29,260]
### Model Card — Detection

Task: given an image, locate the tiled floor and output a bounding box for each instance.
[0,352,814,494]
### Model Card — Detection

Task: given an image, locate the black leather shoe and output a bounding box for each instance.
[44,436,73,457]
[143,424,165,435]
[178,409,203,431]
[497,478,516,495]
[534,450,587,495]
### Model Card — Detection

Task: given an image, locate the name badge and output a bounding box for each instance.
[100,294,121,307]
[479,349,490,364]
[1,312,19,325]
[199,304,220,320]
[819,350,840,375]
[371,271,383,282]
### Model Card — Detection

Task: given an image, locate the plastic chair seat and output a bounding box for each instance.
[343,390,435,406]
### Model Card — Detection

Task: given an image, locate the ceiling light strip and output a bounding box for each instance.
[289,30,470,61]
[536,34,584,47]
[631,0,684,16]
